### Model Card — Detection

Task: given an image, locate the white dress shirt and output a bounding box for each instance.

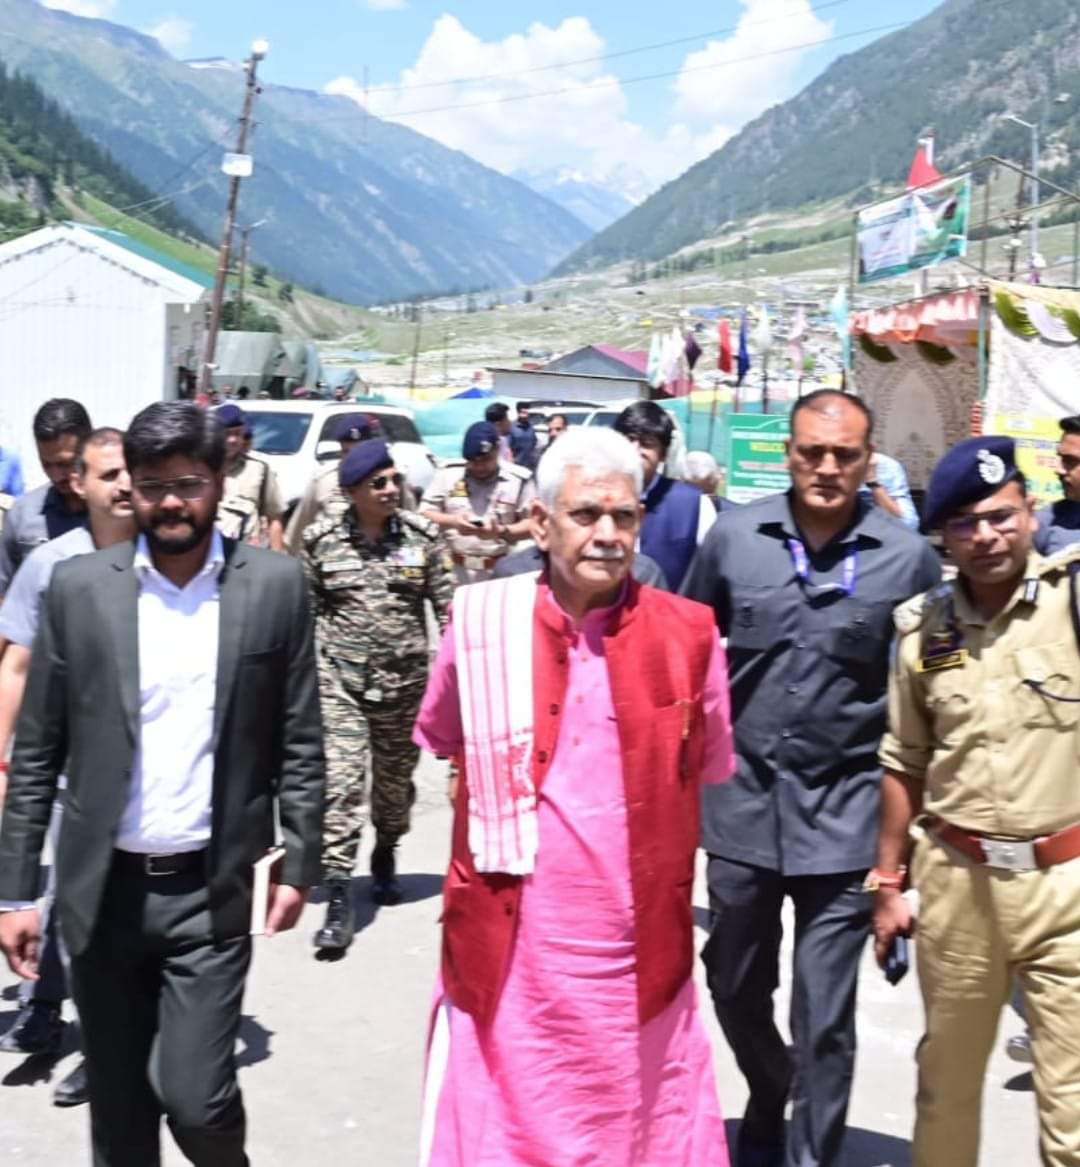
[115,532,224,854]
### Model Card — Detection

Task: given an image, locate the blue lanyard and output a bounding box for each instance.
[787,538,858,598]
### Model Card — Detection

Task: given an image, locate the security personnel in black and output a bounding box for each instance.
[682,390,940,1167]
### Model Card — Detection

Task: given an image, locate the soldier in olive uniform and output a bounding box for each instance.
[302,439,453,953]
[874,436,1080,1167]
[421,420,535,584]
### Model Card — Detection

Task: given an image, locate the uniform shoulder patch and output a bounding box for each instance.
[893,593,928,635]
[302,515,341,550]
[398,510,440,539]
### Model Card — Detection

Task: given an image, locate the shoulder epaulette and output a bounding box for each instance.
[893,581,951,635]
[1036,544,1080,577]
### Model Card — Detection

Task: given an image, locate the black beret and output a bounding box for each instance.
[335,413,380,443]
[216,404,246,428]
[922,436,1021,531]
[338,439,393,488]
[463,421,499,459]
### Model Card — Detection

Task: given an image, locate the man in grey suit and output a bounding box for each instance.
[0,402,325,1167]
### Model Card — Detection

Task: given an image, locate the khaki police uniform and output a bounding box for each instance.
[285,464,347,556]
[881,548,1080,1167]
[218,453,284,545]
[420,460,535,584]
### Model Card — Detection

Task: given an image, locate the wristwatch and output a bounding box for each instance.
[863,866,906,893]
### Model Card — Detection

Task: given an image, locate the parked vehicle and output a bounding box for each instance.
[240,400,437,509]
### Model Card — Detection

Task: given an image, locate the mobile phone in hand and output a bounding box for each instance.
[884,934,909,986]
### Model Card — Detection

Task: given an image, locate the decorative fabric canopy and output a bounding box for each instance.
[850,288,980,347]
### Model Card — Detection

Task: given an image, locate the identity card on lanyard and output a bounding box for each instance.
[787,537,858,598]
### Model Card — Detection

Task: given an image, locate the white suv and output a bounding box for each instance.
[239,401,437,509]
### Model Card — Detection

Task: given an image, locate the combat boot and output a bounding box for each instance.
[370,835,402,906]
[313,879,355,952]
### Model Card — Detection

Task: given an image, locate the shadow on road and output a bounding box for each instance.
[236,1015,274,1069]
[724,1119,912,1166]
[0,1014,80,1088]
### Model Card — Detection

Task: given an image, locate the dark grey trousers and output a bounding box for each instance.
[69,857,252,1167]
[702,855,871,1167]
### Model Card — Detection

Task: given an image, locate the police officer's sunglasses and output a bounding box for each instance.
[366,473,405,490]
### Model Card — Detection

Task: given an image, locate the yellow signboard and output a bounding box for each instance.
[989,413,1061,505]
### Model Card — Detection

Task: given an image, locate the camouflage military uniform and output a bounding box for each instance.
[301,507,454,881]
[285,463,418,556]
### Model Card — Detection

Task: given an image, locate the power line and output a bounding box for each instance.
[341,19,911,124]
[361,0,857,96]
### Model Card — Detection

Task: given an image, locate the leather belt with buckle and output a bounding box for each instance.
[927,816,1080,871]
[114,849,206,877]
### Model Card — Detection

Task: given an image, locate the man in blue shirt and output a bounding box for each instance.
[1033,415,1080,555]
[509,403,539,471]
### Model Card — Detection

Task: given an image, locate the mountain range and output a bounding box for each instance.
[0,0,591,304]
[513,167,644,232]
[557,0,1080,273]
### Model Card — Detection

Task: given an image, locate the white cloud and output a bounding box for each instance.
[42,0,116,17]
[673,0,833,129]
[362,0,407,10]
[325,5,834,198]
[143,16,194,55]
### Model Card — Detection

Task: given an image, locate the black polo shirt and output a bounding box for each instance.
[682,491,940,875]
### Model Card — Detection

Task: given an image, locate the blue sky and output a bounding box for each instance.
[44,0,945,190]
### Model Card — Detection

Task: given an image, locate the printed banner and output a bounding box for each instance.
[727,413,790,503]
[989,412,1062,506]
[857,176,971,285]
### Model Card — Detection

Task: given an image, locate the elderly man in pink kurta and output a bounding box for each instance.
[413,427,734,1167]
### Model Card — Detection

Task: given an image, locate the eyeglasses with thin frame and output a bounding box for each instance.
[132,475,210,503]
[942,505,1023,540]
[366,472,405,491]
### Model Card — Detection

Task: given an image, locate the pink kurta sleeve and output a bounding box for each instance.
[701,631,734,784]
[413,620,464,756]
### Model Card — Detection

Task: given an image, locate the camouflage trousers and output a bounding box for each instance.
[318,660,425,883]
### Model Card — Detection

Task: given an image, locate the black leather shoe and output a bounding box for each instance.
[53,1058,89,1107]
[0,1000,63,1056]
[370,840,402,906]
[313,881,355,951]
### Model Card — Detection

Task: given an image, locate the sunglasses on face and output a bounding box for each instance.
[942,505,1022,540]
[132,476,210,503]
[366,472,405,490]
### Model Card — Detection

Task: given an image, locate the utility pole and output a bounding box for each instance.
[198,39,269,396]
[409,303,422,398]
[235,217,268,327]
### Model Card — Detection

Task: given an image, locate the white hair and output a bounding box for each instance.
[684,451,719,480]
[536,426,643,506]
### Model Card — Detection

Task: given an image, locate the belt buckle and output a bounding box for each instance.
[980,837,1037,871]
[144,854,173,877]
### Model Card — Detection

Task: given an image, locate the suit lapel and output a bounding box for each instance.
[103,544,140,742]
[214,539,248,748]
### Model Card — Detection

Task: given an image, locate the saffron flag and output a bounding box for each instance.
[718,319,733,373]
[906,141,942,190]
[736,311,750,386]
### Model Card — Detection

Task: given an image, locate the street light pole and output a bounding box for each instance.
[198,39,269,396]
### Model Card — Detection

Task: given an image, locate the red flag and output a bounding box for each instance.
[906,142,942,189]
[718,319,733,373]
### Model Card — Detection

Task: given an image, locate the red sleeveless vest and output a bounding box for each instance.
[440,579,717,1027]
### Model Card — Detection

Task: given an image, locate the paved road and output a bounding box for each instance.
[0,753,1040,1165]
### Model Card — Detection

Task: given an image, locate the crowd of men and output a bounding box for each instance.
[0,388,1077,1166]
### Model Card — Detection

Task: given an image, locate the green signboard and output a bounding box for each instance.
[726,413,790,503]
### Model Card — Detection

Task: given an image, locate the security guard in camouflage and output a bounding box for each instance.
[302,438,453,953]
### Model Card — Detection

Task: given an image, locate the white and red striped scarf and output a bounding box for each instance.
[453,572,539,875]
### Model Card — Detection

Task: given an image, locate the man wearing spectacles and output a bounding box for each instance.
[0,401,325,1166]
[1033,414,1080,556]
[875,435,1080,1167]
[682,389,940,1167]
[302,439,454,952]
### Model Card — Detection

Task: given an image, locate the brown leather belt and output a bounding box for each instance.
[451,553,499,571]
[927,815,1080,871]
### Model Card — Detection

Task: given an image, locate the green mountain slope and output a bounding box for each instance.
[0,0,591,305]
[0,56,197,241]
[557,0,1080,273]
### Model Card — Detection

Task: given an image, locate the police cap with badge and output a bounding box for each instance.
[216,403,247,429]
[335,413,381,444]
[921,435,1021,534]
[462,421,499,460]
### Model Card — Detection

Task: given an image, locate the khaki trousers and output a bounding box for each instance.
[912,832,1080,1167]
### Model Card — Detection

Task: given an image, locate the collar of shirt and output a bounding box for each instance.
[759,490,881,550]
[640,470,668,502]
[540,576,630,635]
[134,529,226,590]
[42,485,83,518]
[346,510,400,548]
[951,553,1043,628]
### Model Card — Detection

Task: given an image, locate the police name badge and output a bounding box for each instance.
[917,626,968,673]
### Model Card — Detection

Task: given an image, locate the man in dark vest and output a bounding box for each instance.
[613,401,714,590]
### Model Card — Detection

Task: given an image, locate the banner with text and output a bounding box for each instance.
[727,413,790,503]
[857,175,971,285]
